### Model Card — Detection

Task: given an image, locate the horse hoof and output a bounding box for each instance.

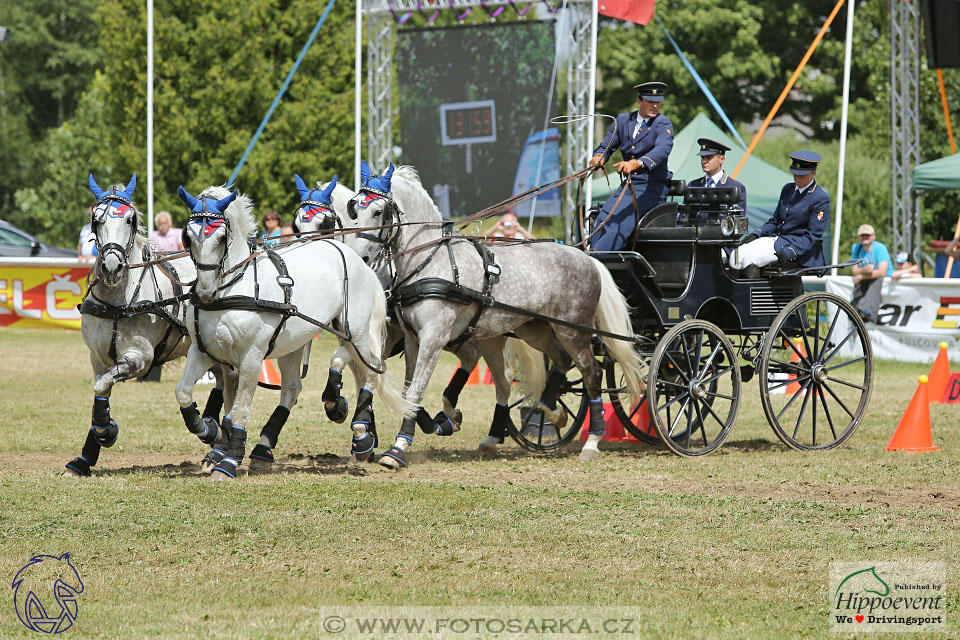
[248,457,273,471]
[325,397,349,424]
[378,446,407,470]
[476,442,499,459]
[349,450,373,464]
[579,447,601,462]
[209,471,233,481]
[62,468,83,478]
[200,462,215,474]
[538,402,568,430]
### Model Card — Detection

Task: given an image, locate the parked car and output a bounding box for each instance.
[0,219,76,258]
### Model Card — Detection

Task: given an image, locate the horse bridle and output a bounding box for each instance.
[347,189,401,248]
[293,196,337,234]
[183,199,230,278]
[92,188,138,269]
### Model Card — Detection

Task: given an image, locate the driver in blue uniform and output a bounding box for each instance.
[588,81,674,252]
[730,151,829,278]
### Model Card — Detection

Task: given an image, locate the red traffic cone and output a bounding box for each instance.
[579,402,629,441]
[887,375,938,452]
[482,366,494,385]
[258,360,282,389]
[927,342,951,404]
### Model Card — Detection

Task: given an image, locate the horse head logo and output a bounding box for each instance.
[11,553,84,634]
[835,566,890,599]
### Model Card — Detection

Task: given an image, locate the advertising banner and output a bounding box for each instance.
[0,259,90,330]
[822,276,960,362]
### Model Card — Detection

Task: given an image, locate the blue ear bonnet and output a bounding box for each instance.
[359,160,394,197]
[295,173,337,206]
[88,173,137,206]
[177,186,238,218]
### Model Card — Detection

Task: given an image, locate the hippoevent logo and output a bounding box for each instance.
[932,297,960,329]
[829,562,945,632]
[11,553,83,634]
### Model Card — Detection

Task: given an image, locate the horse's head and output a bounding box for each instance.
[88,173,141,287]
[292,174,339,234]
[344,161,399,263]
[178,186,241,304]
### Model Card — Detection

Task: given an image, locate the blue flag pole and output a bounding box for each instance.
[228,0,338,186]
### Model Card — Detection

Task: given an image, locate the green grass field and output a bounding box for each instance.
[1,327,958,638]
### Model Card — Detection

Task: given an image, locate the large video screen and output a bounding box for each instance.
[397,21,559,219]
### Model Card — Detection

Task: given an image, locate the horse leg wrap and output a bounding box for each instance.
[351,389,378,456]
[488,403,509,444]
[211,418,245,478]
[202,387,224,421]
[201,448,227,467]
[250,406,289,464]
[181,402,220,445]
[416,407,438,434]
[539,368,567,411]
[322,369,349,423]
[399,415,417,441]
[432,409,460,436]
[65,430,102,476]
[442,368,471,409]
[90,396,120,448]
[588,399,606,436]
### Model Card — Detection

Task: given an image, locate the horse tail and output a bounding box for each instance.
[365,282,415,418]
[505,337,546,401]
[591,257,645,408]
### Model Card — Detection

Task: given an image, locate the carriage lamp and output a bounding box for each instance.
[721,215,749,237]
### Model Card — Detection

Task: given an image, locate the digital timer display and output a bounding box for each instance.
[440,100,497,146]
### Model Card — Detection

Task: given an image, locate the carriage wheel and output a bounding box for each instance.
[647,320,740,456]
[605,356,659,445]
[504,359,589,453]
[759,292,873,450]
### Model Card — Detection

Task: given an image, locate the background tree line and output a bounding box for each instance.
[0,0,958,252]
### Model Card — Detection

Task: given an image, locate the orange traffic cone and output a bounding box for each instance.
[927,342,951,403]
[887,375,938,452]
[258,360,282,389]
[482,366,494,385]
[579,402,638,442]
[785,338,806,395]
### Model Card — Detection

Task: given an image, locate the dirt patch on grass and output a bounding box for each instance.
[11,448,958,514]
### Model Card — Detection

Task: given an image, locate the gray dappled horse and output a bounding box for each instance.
[174,185,409,479]
[340,163,645,467]
[292,173,544,457]
[64,174,227,477]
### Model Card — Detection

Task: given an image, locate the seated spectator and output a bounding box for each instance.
[260,210,282,247]
[891,252,921,280]
[486,212,535,241]
[149,211,183,252]
[850,224,892,323]
[77,206,97,263]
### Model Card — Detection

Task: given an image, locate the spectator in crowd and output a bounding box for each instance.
[77,206,97,263]
[486,212,535,241]
[260,210,282,247]
[149,211,183,252]
[891,251,922,280]
[850,223,892,323]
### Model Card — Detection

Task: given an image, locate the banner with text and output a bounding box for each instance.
[0,260,90,330]
[823,276,960,362]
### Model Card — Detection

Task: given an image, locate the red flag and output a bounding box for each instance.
[598,0,656,25]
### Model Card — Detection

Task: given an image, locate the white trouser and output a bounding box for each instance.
[729,236,779,270]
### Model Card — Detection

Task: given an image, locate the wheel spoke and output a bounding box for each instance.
[775,378,811,421]
[668,397,691,438]
[811,379,818,445]
[557,396,575,419]
[663,350,692,384]
[701,397,730,431]
[703,389,735,401]
[700,364,737,387]
[813,300,821,361]
[684,395,694,450]
[791,382,814,440]
[694,398,709,447]
[821,380,856,419]
[821,329,856,366]
[796,308,815,368]
[767,357,807,375]
[825,356,867,373]
[657,378,689,390]
[816,385,838,441]
[827,376,866,392]
[779,329,810,365]
[697,343,723,380]
[767,373,810,392]
[818,304,842,362]
[656,390,690,413]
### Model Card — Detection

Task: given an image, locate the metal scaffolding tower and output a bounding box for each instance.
[890,0,922,256]
[358,0,596,225]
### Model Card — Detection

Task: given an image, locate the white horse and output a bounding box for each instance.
[64,174,227,477]
[340,162,645,467]
[292,173,545,456]
[174,185,409,479]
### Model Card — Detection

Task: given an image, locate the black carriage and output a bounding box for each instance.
[507,182,873,457]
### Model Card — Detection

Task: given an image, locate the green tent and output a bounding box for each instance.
[591,112,796,231]
[913,152,960,191]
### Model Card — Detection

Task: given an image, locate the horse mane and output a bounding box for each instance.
[198,185,256,245]
[390,165,444,223]
[107,183,147,250]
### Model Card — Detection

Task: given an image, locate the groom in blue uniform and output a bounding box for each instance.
[589,81,674,251]
[730,151,829,278]
[687,138,747,212]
